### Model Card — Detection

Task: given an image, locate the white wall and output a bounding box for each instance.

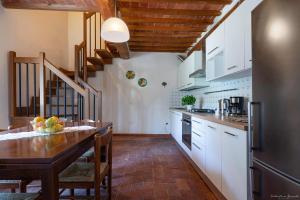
[67,12,83,69]
[89,52,179,134]
[0,5,69,128]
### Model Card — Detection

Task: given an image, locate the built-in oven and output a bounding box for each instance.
[182,114,191,150]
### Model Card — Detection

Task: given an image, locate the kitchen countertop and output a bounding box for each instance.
[170,108,248,131]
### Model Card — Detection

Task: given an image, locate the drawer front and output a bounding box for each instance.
[192,128,206,146]
[192,142,206,172]
[191,117,205,129]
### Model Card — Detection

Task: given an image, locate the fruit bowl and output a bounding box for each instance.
[31,116,64,133]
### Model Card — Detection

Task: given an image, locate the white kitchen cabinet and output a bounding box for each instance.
[206,23,225,60]
[221,125,247,200]
[205,121,222,191]
[244,0,263,69]
[206,23,225,81]
[178,51,209,90]
[206,0,263,80]
[192,140,205,173]
[224,4,245,75]
[191,117,206,173]
[170,111,182,144]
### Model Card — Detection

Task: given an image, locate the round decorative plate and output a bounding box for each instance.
[126,71,135,79]
[138,78,147,87]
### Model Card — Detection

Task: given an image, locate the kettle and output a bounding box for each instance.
[218,99,230,115]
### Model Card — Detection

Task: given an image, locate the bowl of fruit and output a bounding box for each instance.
[31,116,64,133]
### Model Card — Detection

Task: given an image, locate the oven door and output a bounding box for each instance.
[182,118,191,150]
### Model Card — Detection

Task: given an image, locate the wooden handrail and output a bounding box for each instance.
[44,59,86,96]
[77,77,102,121]
[8,51,101,122]
[43,57,89,119]
[78,78,100,96]
[14,57,40,64]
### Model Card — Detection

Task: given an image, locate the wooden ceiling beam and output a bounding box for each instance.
[131,49,186,53]
[130,36,196,43]
[130,47,186,52]
[123,16,213,25]
[129,42,192,47]
[1,1,98,11]
[127,22,210,28]
[120,8,222,17]
[128,24,205,32]
[130,31,201,37]
[119,0,232,5]
[130,45,186,49]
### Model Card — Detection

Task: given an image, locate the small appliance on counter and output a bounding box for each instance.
[228,96,244,116]
[217,98,230,116]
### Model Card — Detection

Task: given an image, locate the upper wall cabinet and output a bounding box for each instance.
[206,23,225,81]
[206,23,225,60]
[178,51,209,91]
[224,5,245,75]
[206,0,263,81]
[244,0,263,69]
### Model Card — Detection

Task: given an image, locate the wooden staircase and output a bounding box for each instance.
[9,52,102,128]
[75,12,115,82]
[8,12,116,128]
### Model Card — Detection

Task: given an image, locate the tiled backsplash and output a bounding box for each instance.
[170,76,252,112]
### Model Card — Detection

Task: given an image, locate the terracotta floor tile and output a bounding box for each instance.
[0,136,217,200]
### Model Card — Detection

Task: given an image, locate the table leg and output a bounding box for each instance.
[41,169,59,200]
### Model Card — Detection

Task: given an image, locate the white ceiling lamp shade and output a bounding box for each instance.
[101,17,130,43]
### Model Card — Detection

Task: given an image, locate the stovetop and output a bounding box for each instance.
[190,108,215,114]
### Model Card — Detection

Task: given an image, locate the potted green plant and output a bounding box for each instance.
[181,95,196,111]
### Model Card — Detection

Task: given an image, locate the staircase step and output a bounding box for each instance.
[87,57,104,67]
[58,68,75,78]
[95,49,113,64]
[95,49,113,58]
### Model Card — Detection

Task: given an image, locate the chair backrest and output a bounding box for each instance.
[94,126,112,194]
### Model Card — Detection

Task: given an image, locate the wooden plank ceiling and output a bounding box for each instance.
[1,0,231,53]
[118,0,231,53]
[1,0,99,11]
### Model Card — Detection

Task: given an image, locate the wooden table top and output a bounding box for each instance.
[0,121,112,164]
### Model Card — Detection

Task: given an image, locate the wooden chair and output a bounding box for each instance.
[59,127,112,200]
[0,180,29,193]
[0,127,33,194]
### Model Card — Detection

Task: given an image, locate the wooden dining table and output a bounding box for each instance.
[0,121,112,200]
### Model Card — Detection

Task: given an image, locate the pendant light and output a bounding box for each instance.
[101,0,130,43]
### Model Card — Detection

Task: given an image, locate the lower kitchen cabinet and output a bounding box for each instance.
[191,118,206,172]
[170,111,182,144]
[191,138,206,173]
[170,112,248,200]
[205,121,222,191]
[221,125,247,200]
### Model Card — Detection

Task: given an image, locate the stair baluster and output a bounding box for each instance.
[33,64,37,117]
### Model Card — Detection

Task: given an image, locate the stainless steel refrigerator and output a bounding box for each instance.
[249,0,300,199]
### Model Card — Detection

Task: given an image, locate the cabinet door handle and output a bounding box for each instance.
[192,120,201,124]
[192,131,202,137]
[224,131,237,137]
[187,83,192,85]
[207,125,216,130]
[192,142,202,150]
[208,46,219,55]
[227,65,238,70]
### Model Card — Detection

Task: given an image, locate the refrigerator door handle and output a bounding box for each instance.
[248,102,262,151]
[250,166,263,197]
[248,101,261,200]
